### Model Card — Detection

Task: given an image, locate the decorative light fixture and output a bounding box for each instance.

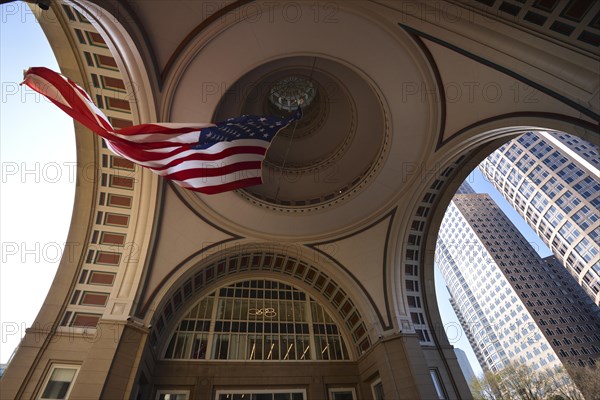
[248,307,277,317]
[269,76,316,111]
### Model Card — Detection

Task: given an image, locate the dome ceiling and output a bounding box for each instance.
[74,1,596,242]
[214,56,386,209]
[165,4,438,239]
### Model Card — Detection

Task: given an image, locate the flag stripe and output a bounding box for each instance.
[21,67,301,194]
[173,173,263,191]
[161,160,263,180]
[32,67,109,129]
[151,152,266,176]
[106,141,269,169]
[179,177,264,194]
[24,68,119,141]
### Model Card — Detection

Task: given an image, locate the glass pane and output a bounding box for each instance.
[297,336,311,360]
[293,303,306,322]
[213,334,230,359]
[229,334,248,360]
[165,335,177,358]
[310,303,321,322]
[316,336,329,360]
[50,368,76,382]
[281,336,295,360]
[373,382,385,400]
[280,301,293,322]
[187,304,199,319]
[248,299,261,320]
[191,334,207,359]
[174,333,192,359]
[218,299,234,319]
[429,370,446,400]
[202,298,214,319]
[248,335,263,360]
[339,337,349,360]
[265,336,279,360]
[264,299,277,318]
[332,391,354,400]
[158,394,188,400]
[232,298,244,320]
[41,368,77,399]
[41,381,71,399]
[330,337,345,360]
[164,279,351,361]
[322,308,334,324]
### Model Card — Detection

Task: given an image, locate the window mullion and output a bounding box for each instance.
[322,303,331,360]
[206,292,219,359]
[261,283,266,360]
[163,280,351,362]
[307,298,316,360]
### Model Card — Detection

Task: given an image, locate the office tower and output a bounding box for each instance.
[449,294,487,373]
[454,348,477,390]
[479,131,600,305]
[436,184,600,377]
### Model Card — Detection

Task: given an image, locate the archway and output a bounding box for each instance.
[398,121,594,392]
[135,248,382,400]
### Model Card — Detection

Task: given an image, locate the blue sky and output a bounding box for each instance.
[0,4,554,377]
[1,4,76,364]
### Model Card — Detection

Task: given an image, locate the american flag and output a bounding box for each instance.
[21,67,301,194]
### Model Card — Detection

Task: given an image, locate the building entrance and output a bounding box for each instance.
[215,390,306,400]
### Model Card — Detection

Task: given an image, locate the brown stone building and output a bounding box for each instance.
[1,1,598,399]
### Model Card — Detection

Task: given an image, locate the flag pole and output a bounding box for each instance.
[273,58,318,203]
[274,114,300,203]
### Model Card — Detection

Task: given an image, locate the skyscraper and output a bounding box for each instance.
[454,348,476,391]
[436,183,600,377]
[479,131,600,305]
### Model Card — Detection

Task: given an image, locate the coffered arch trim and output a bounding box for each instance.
[146,246,384,359]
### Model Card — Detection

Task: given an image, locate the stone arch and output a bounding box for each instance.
[391,114,598,350]
[158,274,357,362]
[147,247,378,360]
[3,3,162,399]
[73,0,161,104]
[29,1,163,328]
[376,115,596,399]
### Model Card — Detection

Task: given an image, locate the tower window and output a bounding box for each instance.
[39,365,80,400]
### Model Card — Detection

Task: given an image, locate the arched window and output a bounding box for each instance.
[164,280,351,361]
